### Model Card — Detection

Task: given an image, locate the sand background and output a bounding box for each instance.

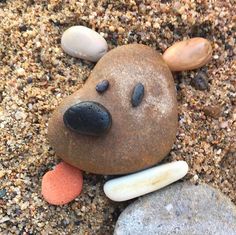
[0,0,235,234]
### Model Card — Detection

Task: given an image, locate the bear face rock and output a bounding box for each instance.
[48,44,178,175]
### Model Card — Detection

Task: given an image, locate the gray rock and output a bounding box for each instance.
[114,182,236,235]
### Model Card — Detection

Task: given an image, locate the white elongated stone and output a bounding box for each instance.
[103,161,188,202]
[61,26,108,62]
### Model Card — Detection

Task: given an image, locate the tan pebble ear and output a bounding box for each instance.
[163,37,212,71]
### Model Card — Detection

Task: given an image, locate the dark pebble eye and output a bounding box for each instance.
[96,80,109,93]
[131,83,144,107]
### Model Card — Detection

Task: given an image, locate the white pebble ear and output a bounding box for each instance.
[163,37,212,71]
[61,25,108,62]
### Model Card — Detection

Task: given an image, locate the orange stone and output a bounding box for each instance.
[163,37,212,71]
[42,162,83,205]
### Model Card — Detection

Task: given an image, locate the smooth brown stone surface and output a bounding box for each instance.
[48,44,178,175]
[163,37,212,71]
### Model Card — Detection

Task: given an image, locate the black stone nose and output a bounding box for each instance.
[63,101,112,136]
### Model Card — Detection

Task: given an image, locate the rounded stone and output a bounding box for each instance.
[131,83,144,107]
[163,37,212,71]
[191,71,209,90]
[48,44,178,175]
[96,80,110,93]
[61,26,108,62]
[63,101,112,136]
[114,182,236,235]
[104,161,188,201]
[41,162,83,205]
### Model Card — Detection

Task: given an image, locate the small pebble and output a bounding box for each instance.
[19,24,27,32]
[63,101,112,136]
[131,83,144,107]
[61,26,108,62]
[163,37,212,71]
[203,105,221,118]
[191,71,209,91]
[21,201,29,210]
[103,161,188,201]
[15,111,27,120]
[96,80,109,93]
[0,171,5,179]
[0,217,10,224]
[193,174,199,181]
[220,121,228,129]
[27,77,33,84]
[15,67,25,76]
[0,189,6,198]
[42,162,83,205]
[74,220,81,226]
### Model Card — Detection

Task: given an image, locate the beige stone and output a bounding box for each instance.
[61,26,108,62]
[48,44,178,175]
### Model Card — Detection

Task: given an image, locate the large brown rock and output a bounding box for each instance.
[48,44,178,175]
